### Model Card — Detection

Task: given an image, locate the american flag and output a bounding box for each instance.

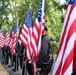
[19,10,32,48]
[0,30,5,49]
[21,9,33,62]
[5,26,10,46]
[30,0,45,72]
[9,36,13,53]
[11,23,18,54]
[19,9,32,50]
[52,0,76,75]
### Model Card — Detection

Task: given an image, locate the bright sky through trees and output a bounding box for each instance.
[60,0,66,4]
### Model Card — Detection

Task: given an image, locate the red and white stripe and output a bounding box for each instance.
[26,27,32,62]
[19,24,28,48]
[0,34,5,49]
[5,32,10,46]
[52,5,76,75]
[19,9,33,63]
[19,24,32,61]
[9,37,13,53]
[30,0,45,72]
[11,32,17,54]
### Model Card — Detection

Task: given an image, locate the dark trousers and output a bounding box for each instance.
[2,51,9,64]
[18,56,23,69]
[8,52,12,65]
[22,62,34,75]
[22,63,26,75]
[71,72,76,75]
[0,50,4,64]
[13,55,19,70]
[26,62,34,75]
[9,53,14,67]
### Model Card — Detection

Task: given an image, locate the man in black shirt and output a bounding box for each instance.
[36,26,53,75]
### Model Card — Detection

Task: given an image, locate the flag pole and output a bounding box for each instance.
[8,22,10,66]
[16,19,19,71]
[15,12,19,71]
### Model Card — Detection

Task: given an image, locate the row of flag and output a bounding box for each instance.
[0,0,45,72]
[19,0,45,72]
[0,0,76,74]
[0,21,18,54]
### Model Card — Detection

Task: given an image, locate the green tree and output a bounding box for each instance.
[0,0,67,52]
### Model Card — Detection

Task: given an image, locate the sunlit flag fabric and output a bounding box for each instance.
[19,10,32,48]
[30,0,45,72]
[52,0,76,75]
[11,23,18,54]
[21,9,33,62]
[0,30,5,49]
[5,26,10,46]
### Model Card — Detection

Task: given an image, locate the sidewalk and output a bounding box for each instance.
[0,63,9,75]
[0,62,54,75]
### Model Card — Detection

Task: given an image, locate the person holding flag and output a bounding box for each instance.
[36,26,53,75]
[20,0,45,74]
[19,8,34,75]
[0,30,5,65]
[28,0,45,73]
[8,34,14,68]
[0,30,5,49]
[4,26,10,65]
[11,22,19,72]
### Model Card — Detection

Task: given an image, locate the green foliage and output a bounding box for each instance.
[52,41,59,53]
[0,0,67,52]
[45,0,66,42]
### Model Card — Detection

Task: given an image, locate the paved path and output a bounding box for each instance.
[3,64,22,75]
[0,63,9,75]
[0,62,54,75]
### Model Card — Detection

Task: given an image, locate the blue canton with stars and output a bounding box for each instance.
[36,1,42,22]
[13,24,17,33]
[68,0,76,5]
[24,9,32,28]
